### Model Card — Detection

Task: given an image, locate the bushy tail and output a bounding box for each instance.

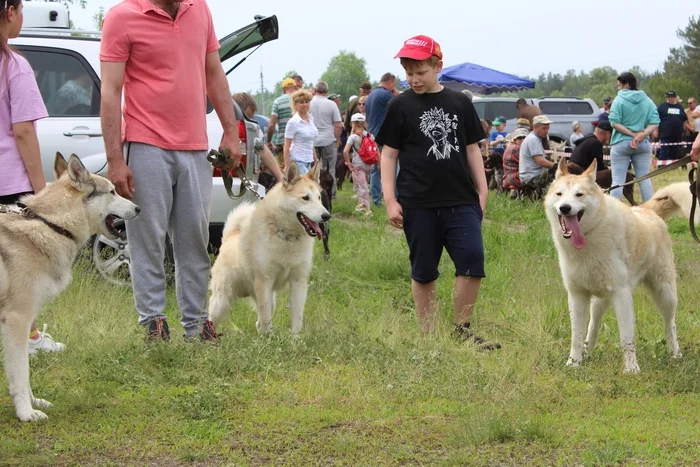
[221,202,257,240]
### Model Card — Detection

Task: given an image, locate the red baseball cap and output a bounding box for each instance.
[394,35,443,60]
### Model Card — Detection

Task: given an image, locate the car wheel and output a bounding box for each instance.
[92,234,132,287]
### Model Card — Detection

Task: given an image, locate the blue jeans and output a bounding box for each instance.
[610,139,652,202]
[370,163,382,205]
[293,160,313,175]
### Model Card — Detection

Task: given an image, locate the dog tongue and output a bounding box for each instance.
[311,220,323,240]
[563,215,586,250]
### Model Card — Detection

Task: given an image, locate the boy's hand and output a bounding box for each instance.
[386,199,403,229]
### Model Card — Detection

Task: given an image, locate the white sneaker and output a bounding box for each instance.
[28,324,66,356]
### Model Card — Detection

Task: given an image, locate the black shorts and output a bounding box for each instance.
[0,191,32,205]
[403,204,485,284]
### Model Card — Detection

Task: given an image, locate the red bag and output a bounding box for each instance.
[355,132,379,165]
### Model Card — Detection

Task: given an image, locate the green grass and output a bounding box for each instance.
[2,170,699,465]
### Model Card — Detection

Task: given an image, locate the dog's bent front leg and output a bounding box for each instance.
[1,313,48,422]
[289,277,309,336]
[567,291,591,368]
[612,288,640,374]
[253,275,274,334]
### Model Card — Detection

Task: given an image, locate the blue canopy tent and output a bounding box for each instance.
[399,62,535,95]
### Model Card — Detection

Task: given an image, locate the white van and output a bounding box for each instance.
[22,1,70,30]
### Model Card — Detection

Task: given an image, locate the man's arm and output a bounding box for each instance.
[205,51,241,166]
[533,154,555,169]
[334,122,342,146]
[466,142,487,215]
[100,60,135,198]
[266,114,278,146]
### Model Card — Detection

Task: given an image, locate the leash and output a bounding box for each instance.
[0,202,76,241]
[207,148,262,200]
[604,155,692,194]
[689,167,700,243]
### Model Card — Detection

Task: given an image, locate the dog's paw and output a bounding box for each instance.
[255,320,272,335]
[566,357,582,367]
[623,363,640,374]
[32,398,52,410]
[17,409,48,422]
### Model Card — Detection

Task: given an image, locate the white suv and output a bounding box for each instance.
[11,15,279,285]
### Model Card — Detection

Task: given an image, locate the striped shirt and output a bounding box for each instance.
[271,93,293,145]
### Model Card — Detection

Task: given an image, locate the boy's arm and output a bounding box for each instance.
[466,142,487,215]
[381,145,402,229]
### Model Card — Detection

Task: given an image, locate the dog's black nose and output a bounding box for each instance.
[135,206,141,214]
[322,213,331,222]
[559,204,571,214]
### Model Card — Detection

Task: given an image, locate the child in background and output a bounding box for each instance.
[343,113,373,216]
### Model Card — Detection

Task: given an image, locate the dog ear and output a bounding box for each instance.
[67,154,92,188]
[308,160,321,184]
[584,159,597,181]
[555,157,568,180]
[283,162,300,188]
[54,152,68,179]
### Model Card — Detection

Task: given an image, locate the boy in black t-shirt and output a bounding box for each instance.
[376,35,499,349]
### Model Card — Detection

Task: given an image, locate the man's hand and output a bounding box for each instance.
[108,157,135,199]
[691,133,700,162]
[219,131,242,170]
[386,199,403,229]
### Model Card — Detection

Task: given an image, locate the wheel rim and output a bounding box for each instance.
[92,234,131,286]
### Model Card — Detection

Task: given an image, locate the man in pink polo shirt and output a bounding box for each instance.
[100,0,241,342]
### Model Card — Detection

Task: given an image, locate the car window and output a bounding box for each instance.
[539,101,594,115]
[472,101,518,121]
[18,47,100,117]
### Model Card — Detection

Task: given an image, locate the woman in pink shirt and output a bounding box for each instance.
[1,0,65,355]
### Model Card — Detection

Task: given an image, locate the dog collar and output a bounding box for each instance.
[16,202,76,242]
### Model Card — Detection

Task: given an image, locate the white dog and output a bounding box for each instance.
[544,159,680,374]
[642,181,700,225]
[208,162,330,335]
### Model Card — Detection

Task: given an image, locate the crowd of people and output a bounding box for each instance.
[479,72,700,203]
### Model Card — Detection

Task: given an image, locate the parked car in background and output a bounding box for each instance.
[12,8,279,285]
[472,96,601,145]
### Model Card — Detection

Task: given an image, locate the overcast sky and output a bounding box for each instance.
[69,0,697,94]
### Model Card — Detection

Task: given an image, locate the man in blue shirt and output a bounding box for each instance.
[365,72,397,206]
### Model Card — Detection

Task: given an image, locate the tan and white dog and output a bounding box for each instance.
[544,159,680,373]
[208,162,330,335]
[642,182,700,225]
[0,153,139,422]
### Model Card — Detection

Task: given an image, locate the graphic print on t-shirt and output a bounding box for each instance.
[419,107,459,160]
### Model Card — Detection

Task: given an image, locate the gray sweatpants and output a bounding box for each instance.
[124,142,212,337]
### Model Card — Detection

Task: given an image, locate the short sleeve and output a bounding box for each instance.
[462,96,485,146]
[8,58,48,124]
[271,98,280,117]
[284,119,297,139]
[374,98,401,149]
[99,8,130,62]
[203,2,220,54]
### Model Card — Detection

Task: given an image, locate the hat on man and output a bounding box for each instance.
[394,35,443,60]
[666,90,677,98]
[350,113,366,122]
[493,115,507,126]
[327,93,340,100]
[508,127,530,141]
[603,97,612,104]
[533,115,553,126]
[282,77,296,88]
[597,120,613,133]
[516,118,531,127]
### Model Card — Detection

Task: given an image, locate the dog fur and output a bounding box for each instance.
[208,162,330,335]
[0,153,139,422]
[642,182,700,225]
[544,159,680,374]
[318,169,333,258]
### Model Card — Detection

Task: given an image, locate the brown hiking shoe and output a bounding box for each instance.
[147,317,170,342]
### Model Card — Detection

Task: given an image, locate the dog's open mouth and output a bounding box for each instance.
[297,213,323,240]
[558,210,586,250]
[105,214,127,241]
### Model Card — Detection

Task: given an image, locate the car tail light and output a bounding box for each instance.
[213,120,247,177]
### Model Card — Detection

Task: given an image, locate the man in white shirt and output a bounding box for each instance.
[310,81,342,197]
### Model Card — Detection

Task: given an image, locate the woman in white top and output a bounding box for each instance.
[569,120,584,148]
[283,89,318,174]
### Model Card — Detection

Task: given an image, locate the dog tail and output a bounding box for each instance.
[222,202,256,240]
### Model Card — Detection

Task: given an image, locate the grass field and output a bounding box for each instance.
[1,170,699,466]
